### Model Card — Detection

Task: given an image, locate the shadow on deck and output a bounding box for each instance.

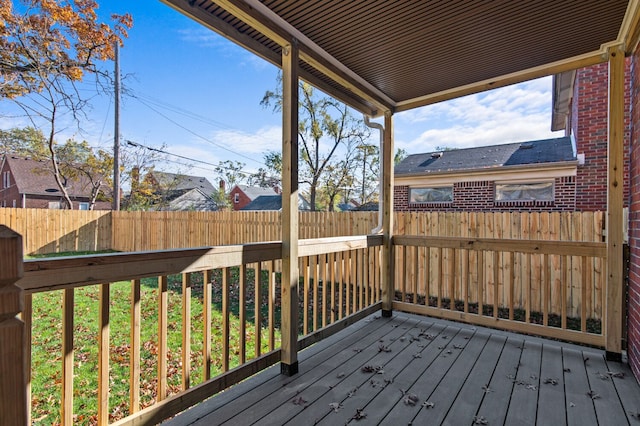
[166,312,640,426]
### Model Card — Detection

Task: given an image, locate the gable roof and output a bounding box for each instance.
[395,137,576,177]
[149,171,215,194]
[3,155,102,198]
[241,194,311,211]
[234,185,278,201]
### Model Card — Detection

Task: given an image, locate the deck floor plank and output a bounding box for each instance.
[474,336,525,426]
[563,347,599,426]
[181,314,405,425]
[315,322,462,425]
[289,320,448,425]
[258,317,425,425]
[377,328,490,425]
[165,312,640,426]
[504,340,543,425]
[428,333,507,426]
[582,349,629,425]
[536,344,567,426]
[358,326,477,424]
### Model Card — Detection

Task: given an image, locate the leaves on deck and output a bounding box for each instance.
[543,377,559,385]
[292,395,307,405]
[473,415,489,424]
[482,384,493,393]
[361,365,384,374]
[336,372,345,378]
[422,401,435,409]
[586,390,600,400]
[351,408,367,421]
[403,393,420,406]
[608,371,625,379]
[329,402,342,412]
[378,344,392,353]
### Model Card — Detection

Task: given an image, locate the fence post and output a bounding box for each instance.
[0,225,26,426]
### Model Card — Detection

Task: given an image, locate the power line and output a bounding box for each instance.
[124,139,257,177]
[131,95,263,165]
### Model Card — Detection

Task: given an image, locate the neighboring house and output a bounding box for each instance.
[395,60,633,213]
[0,154,111,210]
[229,185,279,211]
[240,194,311,211]
[145,171,216,211]
[394,137,578,212]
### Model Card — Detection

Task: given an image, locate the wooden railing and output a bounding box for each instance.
[392,235,607,346]
[10,234,382,425]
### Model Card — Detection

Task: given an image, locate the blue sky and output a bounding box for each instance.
[2,0,564,184]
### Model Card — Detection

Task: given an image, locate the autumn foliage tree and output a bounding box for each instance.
[0,0,132,208]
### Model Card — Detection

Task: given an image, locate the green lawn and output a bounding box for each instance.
[30,270,280,425]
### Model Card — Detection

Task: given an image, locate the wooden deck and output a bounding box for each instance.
[166,312,640,426]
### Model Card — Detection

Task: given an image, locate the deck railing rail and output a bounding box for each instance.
[392,235,607,346]
[6,233,382,425]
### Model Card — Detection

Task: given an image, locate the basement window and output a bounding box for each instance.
[495,181,553,202]
[409,186,453,203]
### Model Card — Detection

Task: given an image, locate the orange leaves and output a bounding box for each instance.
[0,0,133,99]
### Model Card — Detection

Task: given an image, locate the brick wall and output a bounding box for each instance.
[573,61,631,211]
[628,45,640,380]
[229,186,252,210]
[394,176,576,212]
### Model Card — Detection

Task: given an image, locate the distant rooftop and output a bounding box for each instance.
[150,171,215,194]
[395,137,575,176]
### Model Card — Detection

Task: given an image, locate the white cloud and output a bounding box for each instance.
[207,125,282,156]
[395,76,562,153]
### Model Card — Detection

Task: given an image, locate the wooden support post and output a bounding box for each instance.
[381,111,395,317]
[281,39,300,376]
[0,226,27,426]
[606,44,625,360]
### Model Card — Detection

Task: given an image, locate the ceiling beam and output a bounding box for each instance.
[395,50,610,113]
[618,0,640,54]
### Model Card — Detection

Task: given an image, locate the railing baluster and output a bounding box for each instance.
[543,254,550,326]
[239,264,246,364]
[98,283,110,426]
[582,257,588,332]
[330,252,336,323]
[321,253,327,328]
[203,270,212,381]
[130,279,141,414]
[24,294,33,426]
[268,261,275,352]
[424,247,431,307]
[561,256,567,329]
[477,251,484,316]
[401,245,407,302]
[437,247,443,308]
[449,248,456,311]
[254,263,262,357]
[463,249,469,313]
[508,253,515,320]
[313,256,319,331]
[61,288,74,426]
[337,251,343,320]
[303,257,309,335]
[413,246,418,304]
[493,251,499,319]
[157,276,168,401]
[182,273,191,390]
[222,268,230,371]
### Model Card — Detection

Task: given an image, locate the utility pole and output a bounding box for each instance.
[113,42,121,210]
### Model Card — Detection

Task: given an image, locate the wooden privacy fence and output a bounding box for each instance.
[0,208,111,254]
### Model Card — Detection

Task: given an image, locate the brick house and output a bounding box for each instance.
[228,185,279,211]
[395,60,632,213]
[0,154,111,210]
[394,137,578,212]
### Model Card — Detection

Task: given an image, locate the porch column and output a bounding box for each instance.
[381,111,395,316]
[281,39,300,376]
[606,44,625,359]
[0,226,27,426]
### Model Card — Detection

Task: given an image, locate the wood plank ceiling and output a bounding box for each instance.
[163,0,633,116]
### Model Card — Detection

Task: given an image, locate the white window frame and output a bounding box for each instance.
[409,186,453,203]
[48,201,62,209]
[2,171,10,189]
[495,180,554,202]
[78,202,90,210]
[234,193,240,203]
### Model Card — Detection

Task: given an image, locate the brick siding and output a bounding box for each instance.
[394,176,576,212]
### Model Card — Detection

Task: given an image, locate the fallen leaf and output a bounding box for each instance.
[352,408,367,420]
[292,396,307,405]
[482,384,493,393]
[608,371,625,379]
[543,378,559,385]
[473,415,488,425]
[587,390,600,400]
[423,401,435,409]
[378,344,392,353]
[329,402,342,412]
[403,393,420,406]
[336,372,345,378]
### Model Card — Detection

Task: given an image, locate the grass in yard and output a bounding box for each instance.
[30,271,280,425]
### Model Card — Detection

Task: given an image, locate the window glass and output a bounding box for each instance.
[495,182,553,201]
[409,187,453,203]
[48,201,61,209]
[79,202,90,210]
